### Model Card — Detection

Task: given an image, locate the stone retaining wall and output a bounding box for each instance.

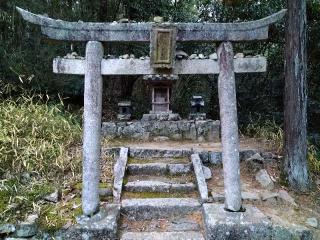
[102,120,220,142]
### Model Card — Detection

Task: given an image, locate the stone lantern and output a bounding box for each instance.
[117,101,132,121]
[189,96,206,120]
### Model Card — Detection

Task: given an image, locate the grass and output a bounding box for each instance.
[308,144,320,174]
[242,116,284,152]
[242,114,320,175]
[0,93,85,230]
[0,95,82,177]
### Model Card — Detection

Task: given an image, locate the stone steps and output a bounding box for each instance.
[120,156,205,239]
[127,163,192,175]
[121,231,205,240]
[121,198,202,220]
[124,180,196,193]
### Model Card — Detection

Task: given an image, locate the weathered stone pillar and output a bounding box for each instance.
[217,41,242,212]
[82,41,104,216]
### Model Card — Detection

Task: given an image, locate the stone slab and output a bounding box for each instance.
[121,198,201,220]
[113,148,129,203]
[203,204,272,240]
[121,231,205,240]
[124,180,196,193]
[203,204,315,240]
[127,163,192,175]
[53,58,267,75]
[56,204,120,240]
[191,154,209,202]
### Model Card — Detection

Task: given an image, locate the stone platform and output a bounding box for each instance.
[102,120,220,142]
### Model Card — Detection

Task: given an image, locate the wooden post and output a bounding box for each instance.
[217,42,242,212]
[82,41,104,216]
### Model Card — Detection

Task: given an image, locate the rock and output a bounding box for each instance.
[278,190,297,207]
[129,54,135,59]
[119,18,129,23]
[139,56,145,60]
[176,50,189,59]
[0,224,16,234]
[209,152,222,165]
[209,53,218,60]
[202,166,212,180]
[154,16,164,23]
[316,179,320,185]
[241,192,261,202]
[198,53,205,59]
[25,214,39,223]
[245,153,265,172]
[153,136,169,142]
[260,152,275,159]
[122,54,129,59]
[255,169,274,190]
[260,191,279,201]
[20,172,32,184]
[43,189,61,203]
[211,192,225,202]
[246,153,264,162]
[234,53,244,58]
[15,223,38,237]
[305,218,318,228]
[189,54,197,59]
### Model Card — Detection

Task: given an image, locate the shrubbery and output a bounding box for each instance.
[0,94,82,177]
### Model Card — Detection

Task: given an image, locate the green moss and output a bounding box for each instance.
[38,197,83,233]
[0,179,55,225]
[73,182,111,190]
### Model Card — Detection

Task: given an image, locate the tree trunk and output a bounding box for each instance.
[284,0,310,192]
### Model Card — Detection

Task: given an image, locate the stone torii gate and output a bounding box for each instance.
[17,7,286,216]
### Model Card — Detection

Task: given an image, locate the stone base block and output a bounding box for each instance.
[102,120,220,142]
[203,204,315,240]
[55,204,120,240]
[203,204,272,240]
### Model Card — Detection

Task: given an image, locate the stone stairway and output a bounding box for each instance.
[119,157,205,240]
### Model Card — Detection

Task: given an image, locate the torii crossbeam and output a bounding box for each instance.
[17,7,286,216]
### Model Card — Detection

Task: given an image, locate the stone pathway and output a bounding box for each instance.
[119,156,205,240]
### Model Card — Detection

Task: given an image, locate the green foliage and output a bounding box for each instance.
[0,94,82,177]
[0,90,83,227]
[308,144,320,174]
[243,114,284,151]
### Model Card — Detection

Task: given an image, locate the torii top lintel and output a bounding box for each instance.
[16,7,286,42]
